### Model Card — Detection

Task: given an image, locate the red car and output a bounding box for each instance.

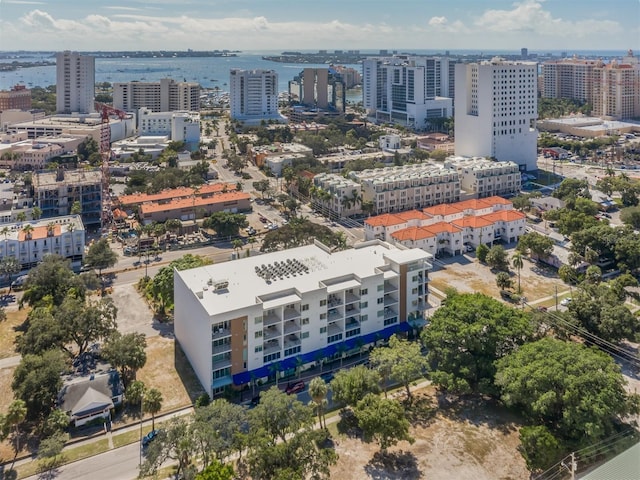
[285,381,305,395]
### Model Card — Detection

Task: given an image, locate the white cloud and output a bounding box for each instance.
[428,16,448,26]
[102,6,143,12]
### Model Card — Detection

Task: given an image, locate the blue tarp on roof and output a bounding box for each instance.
[232,323,409,385]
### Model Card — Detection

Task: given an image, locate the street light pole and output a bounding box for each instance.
[139,397,143,468]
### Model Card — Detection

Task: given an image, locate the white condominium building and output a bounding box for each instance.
[312,173,362,218]
[455,58,538,171]
[363,56,455,129]
[446,156,522,199]
[113,78,200,113]
[349,164,461,215]
[137,107,200,148]
[56,51,95,114]
[175,241,432,397]
[0,215,85,271]
[229,69,280,123]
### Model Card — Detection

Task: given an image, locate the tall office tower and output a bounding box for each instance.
[288,68,346,112]
[362,56,455,130]
[591,50,640,120]
[454,58,538,171]
[113,78,200,113]
[56,51,95,114]
[542,57,598,101]
[229,69,279,123]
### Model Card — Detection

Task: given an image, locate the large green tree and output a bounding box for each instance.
[193,399,248,465]
[421,292,536,394]
[261,217,347,253]
[12,350,66,420]
[145,254,210,314]
[516,232,554,260]
[495,338,639,445]
[486,245,509,271]
[21,255,86,307]
[84,238,118,292]
[101,332,147,387]
[330,365,381,407]
[202,212,248,238]
[370,335,427,400]
[354,394,414,453]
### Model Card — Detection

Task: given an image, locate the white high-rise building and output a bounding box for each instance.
[113,78,200,113]
[362,56,455,130]
[454,58,538,171]
[56,51,95,114]
[229,69,280,124]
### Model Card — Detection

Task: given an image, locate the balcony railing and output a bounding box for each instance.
[284,334,301,349]
[264,326,281,340]
[345,319,360,330]
[212,342,232,355]
[384,283,398,294]
[263,340,280,355]
[212,328,231,340]
[384,295,398,306]
[384,307,398,320]
[263,312,281,327]
[283,307,301,321]
[283,321,301,335]
[345,292,360,304]
[328,309,343,322]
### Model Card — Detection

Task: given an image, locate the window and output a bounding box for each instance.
[302,304,309,311]
[320,313,327,320]
[377,297,384,304]
[255,345,263,353]
[255,330,263,339]
[301,331,309,339]
[320,326,327,334]
[377,310,384,317]
[360,288,368,296]
[361,314,368,322]
[254,316,262,324]
[301,318,309,325]
[412,288,418,294]
[360,301,368,309]
[319,299,327,307]
[377,284,384,291]
[412,275,418,282]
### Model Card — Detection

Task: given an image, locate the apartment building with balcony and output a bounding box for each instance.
[137,107,200,150]
[229,69,282,124]
[0,215,85,271]
[33,169,102,228]
[174,240,432,397]
[56,51,95,115]
[113,78,200,113]
[349,164,461,215]
[311,173,362,218]
[365,196,524,256]
[446,156,522,199]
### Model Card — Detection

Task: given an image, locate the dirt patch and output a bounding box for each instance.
[329,388,528,480]
[0,308,28,359]
[430,250,569,303]
[0,366,17,462]
[136,336,205,412]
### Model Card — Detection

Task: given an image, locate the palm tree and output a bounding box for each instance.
[142,388,163,431]
[16,212,26,222]
[496,271,512,291]
[268,361,282,386]
[511,252,524,294]
[1,226,9,259]
[31,206,42,220]
[308,377,328,429]
[21,224,34,267]
[231,239,243,259]
[6,399,27,466]
[67,222,76,260]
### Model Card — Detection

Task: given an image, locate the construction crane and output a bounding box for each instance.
[95,102,128,228]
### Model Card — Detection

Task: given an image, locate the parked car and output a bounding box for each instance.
[320,371,334,383]
[11,274,28,290]
[560,298,572,306]
[285,381,305,395]
[142,429,160,448]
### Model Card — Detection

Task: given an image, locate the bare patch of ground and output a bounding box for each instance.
[0,365,17,462]
[330,387,528,480]
[430,250,569,303]
[136,336,205,412]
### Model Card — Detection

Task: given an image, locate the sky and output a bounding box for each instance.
[0,0,638,53]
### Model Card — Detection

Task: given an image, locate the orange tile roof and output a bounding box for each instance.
[364,214,406,228]
[480,210,526,222]
[452,216,494,228]
[482,195,513,205]
[391,226,437,242]
[140,191,250,214]
[18,224,61,241]
[426,221,462,234]
[395,210,429,221]
[454,198,494,211]
[423,204,462,216]
[119,183,238,206]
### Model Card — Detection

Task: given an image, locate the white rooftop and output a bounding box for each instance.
[176,241,432,316]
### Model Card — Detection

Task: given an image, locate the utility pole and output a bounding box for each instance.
[555,285,558,311]
[570,452,577,480]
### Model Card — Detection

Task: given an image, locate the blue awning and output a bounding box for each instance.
[232,322,409,385]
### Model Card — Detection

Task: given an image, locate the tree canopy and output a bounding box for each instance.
[354,394,414,452]
[421,292,536,394]
[84,238,118,275]
[202,212,248,238]
[21,255,86,307]
[330,365,381,407]
[495,337,639,445]
[101,332,147,387]
[370,335,427,400]
[261,217,347,253]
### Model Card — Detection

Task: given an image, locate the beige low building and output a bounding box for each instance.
[139,191,251,224]
[311,173,362,218]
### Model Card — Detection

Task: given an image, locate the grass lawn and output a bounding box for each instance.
[112,425,153,449]
[0,308,28,359]
[15,439,111,480]
[136,336,205,412]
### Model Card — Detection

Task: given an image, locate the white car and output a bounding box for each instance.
[560,298,572,306]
